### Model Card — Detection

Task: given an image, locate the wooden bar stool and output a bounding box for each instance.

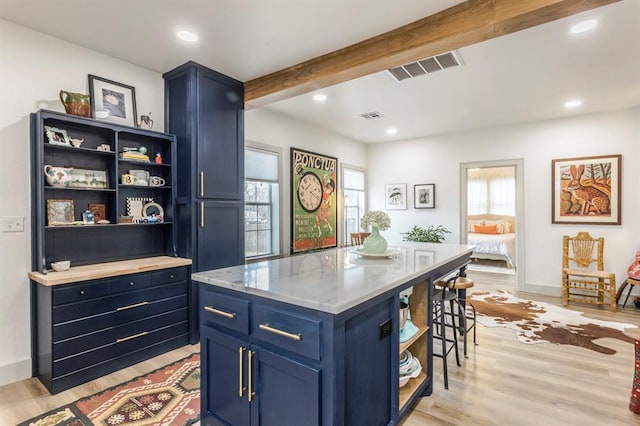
[436,276,478,357]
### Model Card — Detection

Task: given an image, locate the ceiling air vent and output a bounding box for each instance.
[359,111,384,120]
[387,50,462,82]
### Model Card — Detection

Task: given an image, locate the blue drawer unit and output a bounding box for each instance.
[32,263,192,394]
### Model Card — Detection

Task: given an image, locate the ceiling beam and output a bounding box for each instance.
[244,0,619,108]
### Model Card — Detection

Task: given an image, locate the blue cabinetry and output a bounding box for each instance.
[163,62,245,273]
[32,264,191,394]
[194,245,473,425]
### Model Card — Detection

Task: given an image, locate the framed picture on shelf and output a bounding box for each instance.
[126,197,153,221]
[88,203,106,222]
[551,154,621,225]
[88,74,138,127]
[385,183,407,210]
[44,126,71,146]
[414,184,435,209]
[47,199,74,226]
[68,168,108,189]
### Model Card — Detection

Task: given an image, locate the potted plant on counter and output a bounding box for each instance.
[402,224,450,243]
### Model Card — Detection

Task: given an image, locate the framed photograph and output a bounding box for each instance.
[552,154,621,225]
[68,168,108,189]
[88,74,138,127]
[290,148,338,253]
[385,183,407,210]
[88,203,106,222]
[47,199,74,226]
[126,197,153,221]
[44,126,70,146]
[414,184,435,209]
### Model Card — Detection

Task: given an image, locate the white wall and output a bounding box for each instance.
[0,19,165,386]
[367,107,640,294]
[245,108,368,254]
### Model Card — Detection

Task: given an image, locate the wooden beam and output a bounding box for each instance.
[244,0,619,107]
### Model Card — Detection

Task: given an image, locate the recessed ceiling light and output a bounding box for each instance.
[312,94,327,102]
[177,30,198,42]
[564,99,582,109]
[570,19,598,34]
[386,128,398,135]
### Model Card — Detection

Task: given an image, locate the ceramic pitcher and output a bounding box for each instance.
[59,90,90,117]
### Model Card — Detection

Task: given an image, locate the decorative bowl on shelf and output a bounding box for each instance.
[51,261,70,271]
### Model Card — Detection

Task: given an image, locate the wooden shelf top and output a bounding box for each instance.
[28,256,192,286]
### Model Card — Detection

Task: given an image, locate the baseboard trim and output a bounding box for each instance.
[0,357,31,387]
[524,283,561,297]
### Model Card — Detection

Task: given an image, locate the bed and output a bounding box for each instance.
[467,214,516,268]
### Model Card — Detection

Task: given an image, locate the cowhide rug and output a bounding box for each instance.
[469,290,637,355]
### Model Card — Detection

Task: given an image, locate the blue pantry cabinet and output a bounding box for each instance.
[163,61,245,274]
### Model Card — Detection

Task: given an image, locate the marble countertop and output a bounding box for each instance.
[192,242,473,314]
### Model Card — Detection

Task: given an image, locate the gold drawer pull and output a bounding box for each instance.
[248,350,255,402]
[204,305,237,319]
[116,331,148,343]
[238,347,246,397]
[116,301,148,311]
[259,324,302,341]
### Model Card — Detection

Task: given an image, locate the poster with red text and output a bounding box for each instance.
[291,148,338,253]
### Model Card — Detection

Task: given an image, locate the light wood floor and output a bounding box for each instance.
[2,271,640,425]
[401,270,640,426]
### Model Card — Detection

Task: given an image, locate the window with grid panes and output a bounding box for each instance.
[245,146,280,258]
[343,167,366,246]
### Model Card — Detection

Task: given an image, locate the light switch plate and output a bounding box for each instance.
[1,216,25,232]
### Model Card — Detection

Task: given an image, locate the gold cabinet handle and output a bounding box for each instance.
[258,324,302,341]
[200,171,204,197]
[238,347,246,397]
[116,331,148,343]
[200,202,204,228]
[116,301,148,311]
[204,305,237,319]
[248,350,255,402]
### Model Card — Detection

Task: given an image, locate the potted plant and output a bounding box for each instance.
[402,225,450,243]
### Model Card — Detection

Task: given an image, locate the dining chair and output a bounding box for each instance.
[562,232,616,312]
[350,232,370,246]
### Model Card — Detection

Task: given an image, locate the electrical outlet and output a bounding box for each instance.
[1,216,25,232]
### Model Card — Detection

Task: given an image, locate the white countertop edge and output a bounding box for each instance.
[193,245,473,314]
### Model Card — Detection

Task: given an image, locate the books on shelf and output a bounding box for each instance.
[119,151,150,162]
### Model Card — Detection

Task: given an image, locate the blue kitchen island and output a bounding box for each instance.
[192,242,473,426]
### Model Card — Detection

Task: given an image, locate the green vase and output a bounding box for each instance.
[363,226,388,254]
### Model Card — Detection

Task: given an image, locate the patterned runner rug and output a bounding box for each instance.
[19,353,200,426]
[470,290,636,354]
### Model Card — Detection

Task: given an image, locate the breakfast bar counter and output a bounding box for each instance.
[193,242,473,426]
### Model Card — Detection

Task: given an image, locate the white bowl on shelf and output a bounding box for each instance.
[51,261,70,271]
[399,375,411,388]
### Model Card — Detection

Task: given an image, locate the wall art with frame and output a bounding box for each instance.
[44,125,71,146]
[88,74,138,127]
[551,154,621,225]
[290,147,338,253]
[47,199,74,226]
[385,183,407,210]
[414,184,435,209]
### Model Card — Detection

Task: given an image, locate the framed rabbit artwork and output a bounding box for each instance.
[552,154,621,225]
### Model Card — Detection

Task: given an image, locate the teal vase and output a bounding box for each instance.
[363,226,388,254]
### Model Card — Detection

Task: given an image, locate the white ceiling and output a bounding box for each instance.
[1,0,639,143]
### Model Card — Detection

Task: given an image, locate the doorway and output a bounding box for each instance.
[460,159,525,292]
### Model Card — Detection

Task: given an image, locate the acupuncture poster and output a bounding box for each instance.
[290,148,338,253]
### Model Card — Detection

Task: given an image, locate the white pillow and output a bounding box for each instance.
[484,219,512,234]
[467,219,484,233]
